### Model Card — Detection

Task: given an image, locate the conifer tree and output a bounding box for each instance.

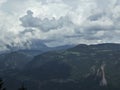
[0,79,6,90]
[18,83,27,90]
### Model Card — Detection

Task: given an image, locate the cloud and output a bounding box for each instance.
[20,10,73,32]
[0,0,120,51]
[20,10,40,29]
[0,0,6,6]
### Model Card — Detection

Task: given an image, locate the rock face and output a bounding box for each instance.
[99,64,107,86]
[87,63,107,87]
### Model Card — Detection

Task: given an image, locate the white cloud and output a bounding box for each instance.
[0,0,6,6]
[0,0,120,51]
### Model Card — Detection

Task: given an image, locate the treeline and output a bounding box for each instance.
[0,79,27,90]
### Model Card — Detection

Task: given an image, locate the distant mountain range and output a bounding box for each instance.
[5,42,74,56]
[0,43,120,90]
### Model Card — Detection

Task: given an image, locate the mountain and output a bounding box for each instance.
[18,45,74,56]
[0,44,74,90]
[20,43,120,90]
[0,51,32,71]
[1,43,120,90]
[5,41,74,56]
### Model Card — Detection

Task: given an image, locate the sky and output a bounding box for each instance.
[0,0,120,51]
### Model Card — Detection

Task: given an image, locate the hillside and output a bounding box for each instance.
[17,43,120,90]
[1,43,120,90]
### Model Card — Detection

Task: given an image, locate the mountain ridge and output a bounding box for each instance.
[1,43,120,90]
